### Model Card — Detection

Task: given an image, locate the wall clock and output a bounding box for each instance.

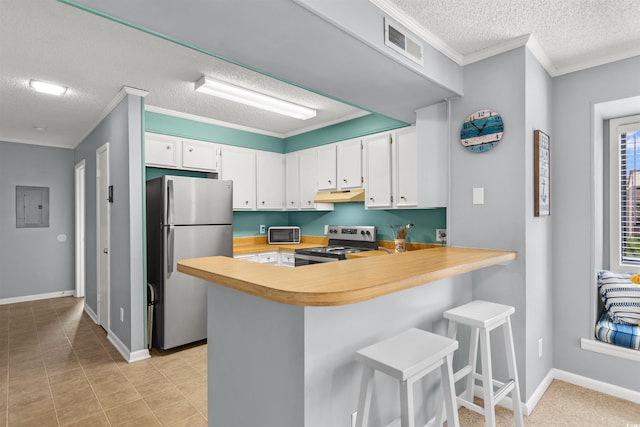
[460,109,504,153]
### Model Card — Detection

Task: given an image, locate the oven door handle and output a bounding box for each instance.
[294,254,341,263]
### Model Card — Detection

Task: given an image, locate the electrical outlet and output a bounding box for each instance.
[260,224,266,234]
[538,338,543,358]
[351,411,357,427]
[120,307,124,322]
[436,229,447,242]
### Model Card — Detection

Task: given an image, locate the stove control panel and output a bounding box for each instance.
[326,225,377,242]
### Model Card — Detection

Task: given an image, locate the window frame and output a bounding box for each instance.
[609,114,640,272]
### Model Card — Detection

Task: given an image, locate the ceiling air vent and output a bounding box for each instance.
[384,18,423,65]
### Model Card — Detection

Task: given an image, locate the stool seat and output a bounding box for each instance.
[355,328,458,380]
[444,300,515,329]
[441,300,524,427]
[355,328,460,427]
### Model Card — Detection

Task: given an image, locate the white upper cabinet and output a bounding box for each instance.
[337,138,362,189]
[395,127,418,207]
[316,144,337,191]
[182,139,220,172]
[256,151,284,210]
[145,133,220,172]
[145,133,179,168]
[285,153,300,210]
[363,102,448,210]
[363,133,393,208]
[220,145,256,210]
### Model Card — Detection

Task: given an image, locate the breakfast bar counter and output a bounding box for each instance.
[178,246,515,306]
[177,246,516,427]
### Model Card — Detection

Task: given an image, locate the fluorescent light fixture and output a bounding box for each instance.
[195,76,316,120]
[29,79,67,96]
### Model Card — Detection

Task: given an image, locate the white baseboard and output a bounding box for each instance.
[0,290,75,305]
[107,329,150,364]
[551,368,640,404]
[84,303,98,323]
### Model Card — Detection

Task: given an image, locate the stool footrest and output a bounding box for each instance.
[456,396,485,416]
[452,365,473,383]
[493,379,515,403]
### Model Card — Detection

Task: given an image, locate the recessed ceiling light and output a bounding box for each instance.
[194,76,316,120]
[29,79,67,96]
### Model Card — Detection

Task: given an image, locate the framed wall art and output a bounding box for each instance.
[534,130,550,216]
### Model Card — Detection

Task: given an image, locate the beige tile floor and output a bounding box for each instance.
[0,297,207,426]
[2,296,639,426]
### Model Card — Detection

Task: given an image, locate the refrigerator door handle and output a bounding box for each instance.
[167,179,174,225]
[167,224,175,274]
[166,179,175,275]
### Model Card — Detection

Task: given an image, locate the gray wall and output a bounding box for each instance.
[450,47,529,397]
[74,94,145,353]
[0,142,75,299]
[553,55,640,391]
[523,49,554,398]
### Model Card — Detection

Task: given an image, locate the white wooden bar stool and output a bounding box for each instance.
[354,328,459,427]
[442,300,524,427]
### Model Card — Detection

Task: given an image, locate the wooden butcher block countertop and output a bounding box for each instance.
[177,246,516,307]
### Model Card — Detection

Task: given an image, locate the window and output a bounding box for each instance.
[609,114,640,271]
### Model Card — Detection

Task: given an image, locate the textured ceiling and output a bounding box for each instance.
[0,0,366,148]
[2,0,639,150]
[383,0,640,75]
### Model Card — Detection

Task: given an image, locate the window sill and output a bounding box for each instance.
[580,338,640,362]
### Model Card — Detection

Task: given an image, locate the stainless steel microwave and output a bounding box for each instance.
[268,226,300,244]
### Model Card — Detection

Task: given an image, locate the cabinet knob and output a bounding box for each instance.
[245,200,249,204]
[400,196,406,200]
[328,180,332,184]
[343,179,347,183]
[307,200,312,204]
[290,201,294,205]
[261,201,265,204]
[189,148,194,152]
[166,145,171,150]
[369,197,374,201]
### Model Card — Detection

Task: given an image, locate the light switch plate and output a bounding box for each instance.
[473,187,484,205]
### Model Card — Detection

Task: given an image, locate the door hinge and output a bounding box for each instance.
[390,195,394,203]
[389,135,393,144]
[361,176,364,184]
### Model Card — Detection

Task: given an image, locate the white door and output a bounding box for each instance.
[96,143,110,330]
[364,134,393,208]
[256,151,284,210]
[74,160,86,298]
[220,146,256,210]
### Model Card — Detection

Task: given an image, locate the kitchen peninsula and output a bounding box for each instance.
[178,247,516,427]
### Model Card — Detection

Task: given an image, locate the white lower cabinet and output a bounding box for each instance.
[257,251,279,265]
[235,251,294,267]
[279,252,295,267]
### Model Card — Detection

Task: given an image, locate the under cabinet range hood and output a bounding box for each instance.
[314,188,365,203]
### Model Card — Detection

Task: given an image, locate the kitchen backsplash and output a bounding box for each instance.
[235,203,446,244]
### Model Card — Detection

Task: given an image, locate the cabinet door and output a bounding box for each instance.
[338,138,362,189]
[256,151,284,210]
[299,149,318,209]
[182,139,220,172]
[395,127,418,207]
[285,153,300,210]
[221,146,256,210]
[364,134,393,209]
[257,251,279,264]
[316,144,337,190]
[145,134,179,168]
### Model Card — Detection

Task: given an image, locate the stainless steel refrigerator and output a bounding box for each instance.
[146,176,233,350]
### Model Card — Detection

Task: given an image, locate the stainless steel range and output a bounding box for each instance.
[294,225,378,266]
